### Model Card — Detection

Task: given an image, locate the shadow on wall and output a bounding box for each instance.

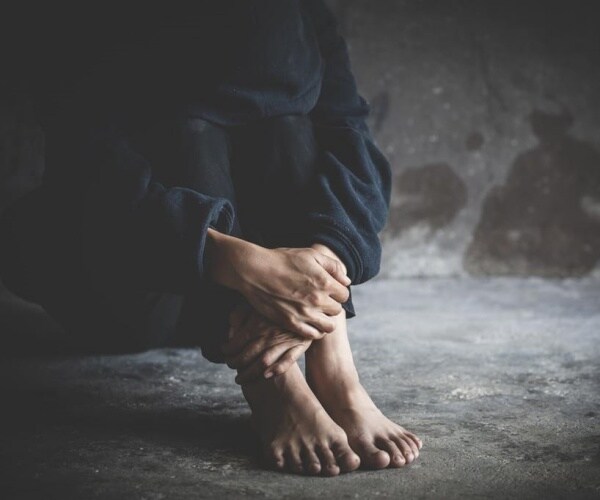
[386,162,467,237]
[465,109,600,277]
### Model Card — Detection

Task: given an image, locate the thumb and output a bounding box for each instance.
[314,253,351,286]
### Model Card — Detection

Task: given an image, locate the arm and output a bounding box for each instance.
[83,129,350,338]
[204,227,351,338]
[222,242,348,384]
[82,129,235,293]
[299,0,392,285]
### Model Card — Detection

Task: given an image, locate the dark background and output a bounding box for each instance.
[1,0,599,281]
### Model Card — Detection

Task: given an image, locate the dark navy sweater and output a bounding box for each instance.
[19,0,391,293]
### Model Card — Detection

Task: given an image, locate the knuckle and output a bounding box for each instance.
[307,291,321,306]
[322,321,335,333]
[305,328,321,339]
[316,273,328,288]
[305,247,318,258]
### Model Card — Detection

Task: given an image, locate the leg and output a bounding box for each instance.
[217,115,362,474]
[229,114,356,318]
[0,117,243,354]
[128,116,248,359]
[0,186,178,353]
[305,309,423,469]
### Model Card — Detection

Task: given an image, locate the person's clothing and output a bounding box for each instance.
[1,1,392,357]
[8,0,391,289]
[0,115,355,359]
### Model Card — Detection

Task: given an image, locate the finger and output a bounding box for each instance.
[237,339,301,383]
[234,352,274,385]
[228,337,270,369]
[321,297,344,316]
[314,253,351,286]
[287,317,325,339]
[258,342,297,376]
[228,326,288,368]
[222,330,252,356]
[265,343,308,379]
[222,314,263,355]
[327,278,351,304]
[306,313,335,335]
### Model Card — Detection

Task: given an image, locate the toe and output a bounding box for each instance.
[301,446,322,476]
[376,438,405,468]
[266,443,285,471]
[331,439,361,473]
[391,435,416,464]
[315,443,341,477]
[285,447,304,475]
[405,431,423,451]
[353,437,391,469]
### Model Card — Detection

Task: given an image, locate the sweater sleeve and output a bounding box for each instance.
[301,0,392,285]
[81,127,235,294]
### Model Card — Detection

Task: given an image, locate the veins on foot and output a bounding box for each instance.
[242,363,360,476]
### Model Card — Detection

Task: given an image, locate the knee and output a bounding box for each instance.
[248,114,318,183]
[257,114,314,140]
[178,116,225,137]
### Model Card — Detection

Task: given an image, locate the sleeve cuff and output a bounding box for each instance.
[198,198,236,284]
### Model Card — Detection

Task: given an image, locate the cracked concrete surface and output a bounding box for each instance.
[1,277,598,499]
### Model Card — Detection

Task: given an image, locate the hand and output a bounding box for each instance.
[310,242,348,274]
[206,228,351,339]
[222,302,312,384]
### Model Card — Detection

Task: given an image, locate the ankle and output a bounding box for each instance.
[306,342,360,380]
[242,362,304,401]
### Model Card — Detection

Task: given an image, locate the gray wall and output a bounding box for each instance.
[1,0,599,281]
[330,0,600,278]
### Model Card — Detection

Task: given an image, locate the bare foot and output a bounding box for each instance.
[242,362,360,476]
[306,311,423,469]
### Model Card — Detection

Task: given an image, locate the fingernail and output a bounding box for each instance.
[264,371,273,379]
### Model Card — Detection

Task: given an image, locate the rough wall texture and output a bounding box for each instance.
[329,0,600,278]
[1,0,599,280]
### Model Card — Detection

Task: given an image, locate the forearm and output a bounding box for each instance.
[205,227,253,290]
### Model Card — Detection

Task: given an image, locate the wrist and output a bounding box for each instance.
[206,228,241,290]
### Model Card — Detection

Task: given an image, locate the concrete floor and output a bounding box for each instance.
[1,277,599,499]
